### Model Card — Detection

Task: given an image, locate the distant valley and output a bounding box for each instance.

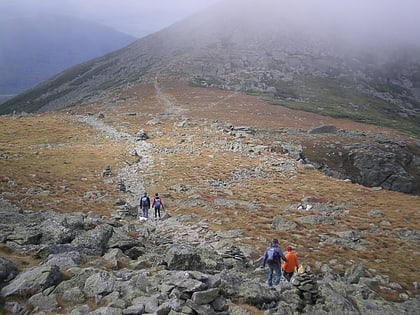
[0,14,135,100]
[0,2,419,313]
[1,0,419,195]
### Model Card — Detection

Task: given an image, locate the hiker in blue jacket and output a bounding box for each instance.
[262,238,288,287]
[139,192,151,219]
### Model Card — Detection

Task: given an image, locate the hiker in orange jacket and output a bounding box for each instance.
[282,245,299,282]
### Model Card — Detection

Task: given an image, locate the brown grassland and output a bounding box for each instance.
[0,79,419,301]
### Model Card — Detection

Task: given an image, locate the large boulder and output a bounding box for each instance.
[0,256,18,284]
[165,245,203,271]
[312,140,419,195]
[0,265,61,297]
[350,144,417,193]
[71,223,113,256]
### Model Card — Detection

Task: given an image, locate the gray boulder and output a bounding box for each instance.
[191,287,220,304]
[27,291,58,310]
[71,223,113,256]
[297,215,336,225]
[43,250,81,268]
[83,271,116,298]
[39,217,74,244]
[272,215,298,230]
[88,307,123,315]
[0,256,18,283]
[346,142,417,194]
[308,125,337,134]
[1,265,61,297]
[165,245,203,270]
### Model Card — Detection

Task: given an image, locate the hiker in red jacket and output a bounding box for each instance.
[152,193,165,219]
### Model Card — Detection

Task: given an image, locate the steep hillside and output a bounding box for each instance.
[1,0,419,195]
[1,80,419,313]
[0,14,135,96]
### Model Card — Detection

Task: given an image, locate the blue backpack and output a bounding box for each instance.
[154,197,161,207]
[266,247,278,264]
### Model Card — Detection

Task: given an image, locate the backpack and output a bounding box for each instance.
[266,247,278,264]
[154,197,161,207]
[141,196,148,207]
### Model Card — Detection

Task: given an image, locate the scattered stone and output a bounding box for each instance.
[308,125,337,134]
[102,165,112,177]
[135,129,149,140]
[0,203,418,314]
[116,180,126,192]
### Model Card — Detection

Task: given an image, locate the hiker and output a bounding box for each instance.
[262,238,288,287]
[139,192,151,219]
[282,245,299,282]
[152,193,165,219]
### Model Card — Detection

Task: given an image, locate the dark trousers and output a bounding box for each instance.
[283,271,294,282]
[154,206,161,218]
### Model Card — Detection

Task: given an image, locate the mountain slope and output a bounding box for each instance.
[1,0,420,136]
[0,14,135,96]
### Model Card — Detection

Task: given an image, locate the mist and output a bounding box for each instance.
[213,0,420,50]
[1,0,418,47]
[0,0,221,38]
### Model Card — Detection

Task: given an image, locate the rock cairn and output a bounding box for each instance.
[1,201,419,314]
[291,266,322,311]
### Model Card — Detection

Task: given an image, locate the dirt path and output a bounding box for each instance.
[154,74,186,115]
[77,115,153,207]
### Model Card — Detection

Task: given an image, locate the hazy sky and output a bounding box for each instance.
[0,0,221,37]
[1,0,419,45]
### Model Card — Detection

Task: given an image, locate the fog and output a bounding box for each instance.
[213,0,420,49]
[1,0,419,47]
[294,0,420,47]
[0,0,221,37]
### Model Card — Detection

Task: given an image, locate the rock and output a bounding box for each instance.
[39,217,74,244]
[88,307,123,315]
[291,269,320,307]
[191,288,220,304]
[1,265,61,297]
[102,165,112,177]
[272,215,298,230]
[62,287,85,304]
[135,129,149,140]
[83,271,116,298]
[368,209,384,217]
[345,264,367,284]
[308,125,337,134]
[0,256,18,283]
[346,142,417,194]
[0,201,418,315]
[27,291,58,310]
[116,180,126,192]
[43,251,81,268]
[165,245,203,271]
[71,223,113,256]
[297,215,336,225]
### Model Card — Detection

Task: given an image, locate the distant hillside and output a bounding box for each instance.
[0,14,135,96]
[1,0,420,136]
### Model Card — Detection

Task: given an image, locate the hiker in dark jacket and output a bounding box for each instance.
[151,193,165,219]
[139,192,151,219]
[262,238,288,287]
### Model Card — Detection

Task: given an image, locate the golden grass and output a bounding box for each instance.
[0,80,419,300]
[0,114,127,214]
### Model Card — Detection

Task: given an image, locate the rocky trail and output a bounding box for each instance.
[75,76,217,247]
[1,79,419,314]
